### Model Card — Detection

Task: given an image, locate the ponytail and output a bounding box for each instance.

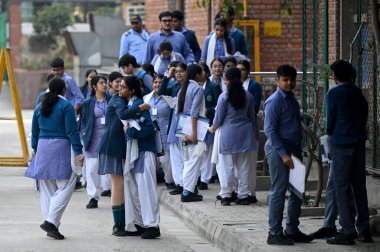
[40,77,66,117]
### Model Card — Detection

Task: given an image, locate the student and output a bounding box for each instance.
[120,75,161,239]
[201,18,235,69]
[107,71,123,97]
[209,68,257,206]
[151,41,186,75]
[178,64,205,202]
[35,73,55,106]
[144,74,175,188]
[223,56,237,72]
[237,60,262,204]
[25,77,84,240]
[81,75,112,208]
[197,62,222,190]
[143,11,194,65]
[264,65,313,245]
[119,54,153,95]
[50,57,84,112]
[209,58,226,92]
[325,60,371,245]
[171,10,202,63]
[97,75,150,236]
[79,69,98,99]
[141,63,156,78]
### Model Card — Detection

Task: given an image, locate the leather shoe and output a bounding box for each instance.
[40,221,64,240]
[311,227,337,239]
[326,232,355,245]
[284,230,314,243]
[267,232,294,245]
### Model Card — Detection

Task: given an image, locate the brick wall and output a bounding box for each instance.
[143,0,339,71]
[8,0,22,68]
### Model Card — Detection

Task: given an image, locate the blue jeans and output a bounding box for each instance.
[332,142,370,235]
[265,141,302,236]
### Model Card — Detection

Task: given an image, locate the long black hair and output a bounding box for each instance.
[82,69,97,86]
[214,18,233,54]
[40,77,66,117]
[225,68,245,110]
[123,75,143,99]
[176,63,189,113]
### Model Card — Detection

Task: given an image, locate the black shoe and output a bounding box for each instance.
[311,227,337,239]
[126,224,146,236]
[209,175,218,183]
[100,190,111,197]
[326,232,355,245]
[248,195,258,203]
[181,192,203,202]
[357,229,373,243]
[74,182,83,190]
[216,194,222,200]
[165,183,176,189]
[231,191,238,201]
[86,198,98,209]
[198,182,208,190]
[169,185,183,195]
[112,224,127,237]
[221,197,231,206]
[40,221,65,240]
[284,230,314,243]
[141,226,161,239]
[235,197,250,205]
[267,232,294,245]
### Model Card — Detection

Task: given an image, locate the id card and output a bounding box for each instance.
[101,117,105,125]
[152,107,158,116]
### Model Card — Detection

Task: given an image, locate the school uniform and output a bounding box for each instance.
[200,80,222,184]
[210,75,226,92]
[174,81,205,194]
[81,94,111,201]
[212,91,258,199]
[25,96,83,229]
[97,93,129,176]
[243,78,262,196]
[201,33,235,68]
[122,97,160,231]
[144,91,174,184]
[159,77,184,187]
[151,52,186,75]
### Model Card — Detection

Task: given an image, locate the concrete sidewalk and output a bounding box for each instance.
[158,183,380,252]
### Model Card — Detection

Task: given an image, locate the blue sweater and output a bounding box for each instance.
[121,98,157,153]
[247,79,262,116]
[32,97,82,155]
[326,82,368,145]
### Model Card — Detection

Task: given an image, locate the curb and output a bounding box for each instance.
[158,187,265,252]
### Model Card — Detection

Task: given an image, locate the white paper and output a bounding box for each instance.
[289,155,305,199]
[175,114,209,141]
[120,119,141,131]
[320,135,333,163]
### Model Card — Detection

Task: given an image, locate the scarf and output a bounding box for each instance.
[206,33,229,68]
[153,52,177,75]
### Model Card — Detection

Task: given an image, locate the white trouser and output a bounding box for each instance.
[169,142,184,186]
[200,144,213,183]
[159,151,174,184]
[101,174,111,191]
[216,151,252,198]
[248,151,257,196]
[183,144,203,193]
[124,152,160,231]
[39,172,77,228]
[85,157,101,200]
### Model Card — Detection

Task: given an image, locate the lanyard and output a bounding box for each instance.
[153,96,161,107]
[96,100,106,116]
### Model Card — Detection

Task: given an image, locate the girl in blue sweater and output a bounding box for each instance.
[119,75,161,239]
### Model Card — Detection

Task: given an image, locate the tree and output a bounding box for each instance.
[370,0,380,68]
[29,3,73,52]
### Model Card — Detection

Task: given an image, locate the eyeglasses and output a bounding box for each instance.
[212,66,223,69]
[97,81,107,85]
[120,85,127,90]
[161,19,172,23]
[131,21,139,25]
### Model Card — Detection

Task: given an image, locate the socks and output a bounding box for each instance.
[112,204,125,226]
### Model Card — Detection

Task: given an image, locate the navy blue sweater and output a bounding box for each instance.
[326,82,368,145]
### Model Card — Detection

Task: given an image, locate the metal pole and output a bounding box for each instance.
[302,0,307,113]
[323,0,329,124]
[357,0,362,88]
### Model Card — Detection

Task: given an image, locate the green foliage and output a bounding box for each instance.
[31,3,73,50]
[193,0,244,19]
[280,0,292,16]
[93,6,115,16]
